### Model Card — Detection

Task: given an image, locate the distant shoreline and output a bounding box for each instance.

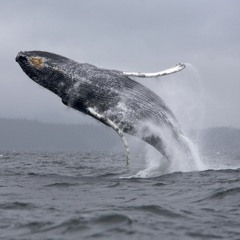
[0,118,240,154]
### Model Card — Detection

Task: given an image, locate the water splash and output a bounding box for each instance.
[131,63,206,178]
[132,130,205,178]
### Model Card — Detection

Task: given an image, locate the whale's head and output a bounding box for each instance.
[16,51,71,97]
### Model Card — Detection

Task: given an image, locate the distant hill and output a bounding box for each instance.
[0,118,239,154]
[0,118,120,152]
[199,127,240,154]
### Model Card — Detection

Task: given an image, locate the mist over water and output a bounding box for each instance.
[129,64,207,177]
[129,64,240,177]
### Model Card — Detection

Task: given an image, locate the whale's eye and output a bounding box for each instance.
[29,57,45,69]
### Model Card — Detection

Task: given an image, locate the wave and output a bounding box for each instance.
[129,205,183,218]
[44,182,79,188]
[0,201,37,210]
[210,187,240,200]
[93,213,132,225]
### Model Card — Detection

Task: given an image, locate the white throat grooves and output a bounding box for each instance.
[87,107,130,165]
[123,63,186,78]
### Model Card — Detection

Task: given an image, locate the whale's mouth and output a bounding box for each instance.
[16,52,45,70]
[16,52,30,72]
[15,52,27,64]
[16,52,40,81]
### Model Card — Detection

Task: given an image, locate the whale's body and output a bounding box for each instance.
[16,51,190,164]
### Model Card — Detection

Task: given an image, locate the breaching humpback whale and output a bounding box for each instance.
[16,51,191,165]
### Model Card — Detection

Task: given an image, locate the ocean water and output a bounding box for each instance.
[0,151,240,240]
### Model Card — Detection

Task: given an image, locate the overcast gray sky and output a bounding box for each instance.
[0,0,239,128]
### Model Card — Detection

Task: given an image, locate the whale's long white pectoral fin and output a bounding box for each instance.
[87,107,130,165]
[123,63,186,78]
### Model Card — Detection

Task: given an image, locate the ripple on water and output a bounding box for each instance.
[93,213,133,225]
[195,187,240,203]
[124,205,184,218]
[210,187,240,200]
[0,202,37,210]
[16,214,133,237]
[44,182,79,188]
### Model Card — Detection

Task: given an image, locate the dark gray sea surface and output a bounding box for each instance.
[0,151,240,240]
